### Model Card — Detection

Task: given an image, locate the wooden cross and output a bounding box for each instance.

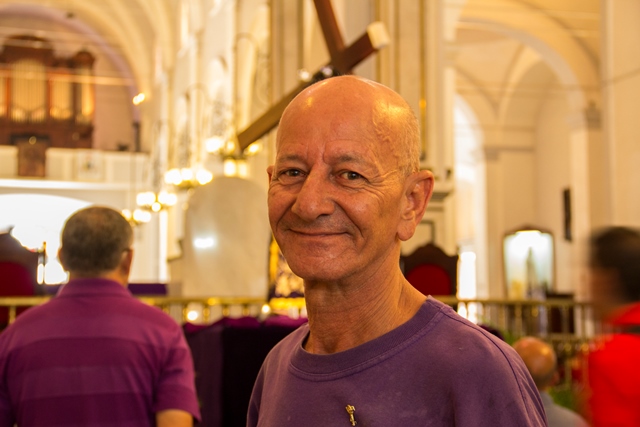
[236,0,389,151]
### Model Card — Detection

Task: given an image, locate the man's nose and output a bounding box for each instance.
[290,172,335,221]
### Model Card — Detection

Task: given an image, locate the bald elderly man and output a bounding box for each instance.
[247,75,546,426]
[513,337,589,427]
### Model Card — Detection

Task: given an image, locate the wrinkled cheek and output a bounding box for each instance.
[267,193,288,226]
[267,204,279,229]
[357,197,393,218]
[269,214,297,255]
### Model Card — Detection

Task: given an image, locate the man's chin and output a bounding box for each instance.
[286,258,346,283]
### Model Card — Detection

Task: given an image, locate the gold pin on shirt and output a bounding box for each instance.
[345,405,357,426]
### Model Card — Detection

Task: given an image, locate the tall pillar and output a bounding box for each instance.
[483,146,506,298]
[602,0,640,226]
[425,0,456,253]
[567,118,594,301]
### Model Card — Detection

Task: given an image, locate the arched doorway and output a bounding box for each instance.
[0,193,90,284]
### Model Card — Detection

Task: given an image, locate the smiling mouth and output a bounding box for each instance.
[292,230,341,236]
[286,227,349,238]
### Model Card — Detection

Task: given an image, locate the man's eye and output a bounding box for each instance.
[283,169,301,177]
[276,169,305,183]
[342,171,363,180]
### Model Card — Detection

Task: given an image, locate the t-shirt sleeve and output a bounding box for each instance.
[437,324,548,427]
[457,346,548,427]
[153,327,202,422]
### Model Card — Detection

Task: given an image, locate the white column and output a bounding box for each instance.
[568,119,593,301]
[602,0,640,226]
[483,146,506,298]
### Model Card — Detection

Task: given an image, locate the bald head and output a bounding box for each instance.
[279,75,421,176]
[512,337,557,391]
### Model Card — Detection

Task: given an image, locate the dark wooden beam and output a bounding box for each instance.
[237,0,386,151]
[335,32,376,73]
[313,0,345,60]
[236,85,303,151]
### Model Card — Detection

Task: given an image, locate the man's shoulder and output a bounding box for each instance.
[101,296,184,337]
[269,322,308,348]
[62,281,179,323]
[55,287,177,322]
[0,291,183,353]
[422,298,514,354]
[261,323,308,365]
[406,300,530,388]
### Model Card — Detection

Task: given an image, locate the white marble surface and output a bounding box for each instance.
[182,176,271,297]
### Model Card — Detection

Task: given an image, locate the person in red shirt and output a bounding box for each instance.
[586,226,640,426]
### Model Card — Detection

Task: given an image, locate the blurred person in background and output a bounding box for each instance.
[586,226,640,426]
[514,336,589,427]
[0,206,200,427]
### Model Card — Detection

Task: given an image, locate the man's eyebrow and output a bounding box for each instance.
[330,153,378,169]
[275,153,304,163]
[333,154,362,163]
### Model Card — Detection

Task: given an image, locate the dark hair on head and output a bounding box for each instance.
[60,206,133,276]
[478,324,505,341]
[590,226,640,302]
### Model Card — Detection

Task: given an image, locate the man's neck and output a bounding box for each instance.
[68,271,128,287]
[302,273,426,354]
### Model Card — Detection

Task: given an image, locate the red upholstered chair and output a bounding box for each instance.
[0,232,39,326]
[400,243,459,299]
[0,261,37,324]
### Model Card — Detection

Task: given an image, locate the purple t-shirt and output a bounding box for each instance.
[248,298,547,427]
[0,278,201,427]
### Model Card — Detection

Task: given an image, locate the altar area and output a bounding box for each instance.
[0,291,596,427]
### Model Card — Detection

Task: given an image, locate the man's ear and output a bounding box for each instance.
[120,248,134,277]
[267,165,274,183]
[398,170,434,241]
[550,371,560,388]
[57,247,68,271]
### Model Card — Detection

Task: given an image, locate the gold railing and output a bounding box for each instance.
[0,296,270,326]
[137,296,268,321]
[0,296,50,325]
[1,295,596,389]
[1,295,593,405]
[0,295,597,352]
[436,296,596,393]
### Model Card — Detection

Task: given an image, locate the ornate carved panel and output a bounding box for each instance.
[0,35,95,151]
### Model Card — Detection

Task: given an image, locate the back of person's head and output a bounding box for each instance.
[512,336,557,391]
[478,324,505,341]
[590,226,640,303]
[59,206,133,276]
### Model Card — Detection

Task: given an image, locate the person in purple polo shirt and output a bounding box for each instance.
[247,75,547,427]
[0,206,201,427]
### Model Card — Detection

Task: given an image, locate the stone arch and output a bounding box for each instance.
[459,15,597,116]
[453,2,599,296]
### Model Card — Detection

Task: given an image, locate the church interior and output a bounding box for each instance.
[1,0,639,424]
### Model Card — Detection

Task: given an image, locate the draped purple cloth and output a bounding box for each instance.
[184,316,307,427]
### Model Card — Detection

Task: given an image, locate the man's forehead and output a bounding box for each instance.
[276,137,376,158]
[276,80,404,165]
[277,106,376,148]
